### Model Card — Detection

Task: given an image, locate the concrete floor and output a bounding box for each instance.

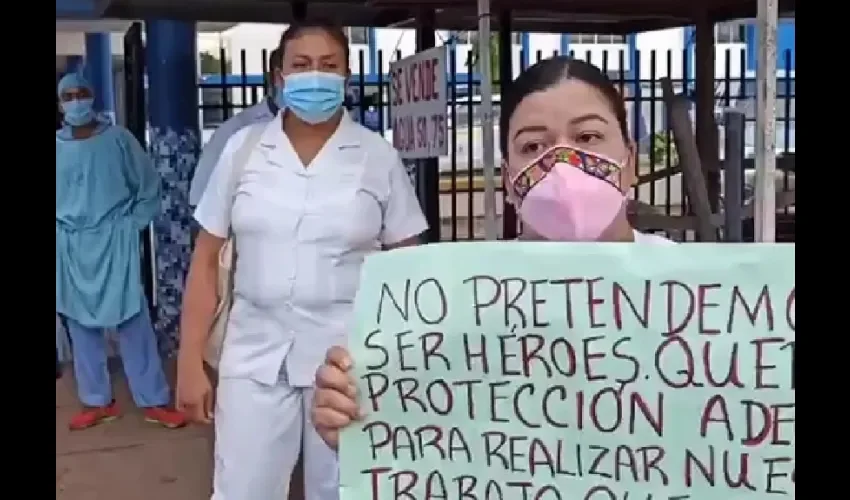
[56,360,306,500]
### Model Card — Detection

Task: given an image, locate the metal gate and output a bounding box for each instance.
[123,22,158,318]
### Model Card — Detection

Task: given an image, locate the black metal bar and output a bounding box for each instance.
[414,10,440,244]
[723,110,745,242]
[123,22,156,318]
[239,50,248,111]
[722,49,732,108]
[647,50,657,206]
[466,53,474,240]
[631,49,641,202]
[357,50,367,123]
[377,51,385,132]
[218,46,231,120]
[498,10,516,240]
[449,45,459,242]
[781,49,793,215]
[677,48,687,216]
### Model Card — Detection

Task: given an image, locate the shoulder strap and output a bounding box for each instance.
[227,123,266,238]
[230,123,267,202]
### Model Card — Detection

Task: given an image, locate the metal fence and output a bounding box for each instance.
[198,48,796,241]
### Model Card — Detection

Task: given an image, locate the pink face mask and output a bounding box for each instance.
[510,145,627,241]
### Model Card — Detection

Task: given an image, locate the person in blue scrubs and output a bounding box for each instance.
[56,72,187,431]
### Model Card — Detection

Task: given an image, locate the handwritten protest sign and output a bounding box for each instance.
[340,243,795,500]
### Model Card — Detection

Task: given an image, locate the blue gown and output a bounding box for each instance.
[56,124,160,328]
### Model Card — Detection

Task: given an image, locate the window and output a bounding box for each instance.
[715,22,746,44]
[346,27,369,45]
[569,33,627,44]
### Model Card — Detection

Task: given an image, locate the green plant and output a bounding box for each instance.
[651,132,678,166]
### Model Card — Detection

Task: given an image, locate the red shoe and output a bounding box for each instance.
[69,401,120,431]
[143,407,187,429]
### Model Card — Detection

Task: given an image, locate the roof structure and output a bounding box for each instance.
[84,0,796,32]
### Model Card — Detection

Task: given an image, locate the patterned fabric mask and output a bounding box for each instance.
[510,145,627,241]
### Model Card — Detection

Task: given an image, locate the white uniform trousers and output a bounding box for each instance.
[212,374,338,500]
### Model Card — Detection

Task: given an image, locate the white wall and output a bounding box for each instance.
[569,42,630,73]
[636,28,685,79]
[375,28,418,73]
[714,43,746,78]
[634,28,746,79]
[527,33,560,62]
[55,31,125,57]
[221,23,371,75]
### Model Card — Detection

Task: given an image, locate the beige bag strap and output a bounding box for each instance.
[226,123,266,265]
[229,124,267,229]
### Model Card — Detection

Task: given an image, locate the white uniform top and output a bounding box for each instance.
[633,230,676,244]
[195,112,428,387]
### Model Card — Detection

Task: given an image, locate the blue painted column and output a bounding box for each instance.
[559,34,570,57]
[145,20,200,356]
[684,26,695,84]
[367,27,378,75]
[84,33,115,122]
[746,20,795,72]
[520,32,530,69]
[627,34,644,142]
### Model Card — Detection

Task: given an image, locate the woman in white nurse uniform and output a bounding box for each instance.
[176,20,428,500]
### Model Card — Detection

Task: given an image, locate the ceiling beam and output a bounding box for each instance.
[371,8,416,27]
[99,0,796,30]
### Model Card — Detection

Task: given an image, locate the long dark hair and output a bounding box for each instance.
[499,56,629,156]
[276,19,350,66]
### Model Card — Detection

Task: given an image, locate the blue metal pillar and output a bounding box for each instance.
[84,33,115,122]
[367,28,378,75]
[627,34,644,143]
[145,20,200,356]
[559,34,570,56]
[520,32,530,69]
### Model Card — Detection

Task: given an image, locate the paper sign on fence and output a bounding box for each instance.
[340,242,795,500]
[389,46,448,160]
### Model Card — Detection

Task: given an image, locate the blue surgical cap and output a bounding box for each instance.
[57,72,93,97]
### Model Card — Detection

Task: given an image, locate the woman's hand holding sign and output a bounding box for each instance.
[312,346,362,450]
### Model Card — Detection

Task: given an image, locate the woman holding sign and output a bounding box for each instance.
[312,56,674,449]
[176,19,427,500]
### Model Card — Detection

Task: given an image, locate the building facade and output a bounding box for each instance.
[57,20,796,81]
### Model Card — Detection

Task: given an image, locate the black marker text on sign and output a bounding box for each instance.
[392,114,447,157]
[390,57,441,107]
[354,265,795,500]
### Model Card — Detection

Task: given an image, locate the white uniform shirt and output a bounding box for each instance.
[195,112,428,386]
[633,230,676,244]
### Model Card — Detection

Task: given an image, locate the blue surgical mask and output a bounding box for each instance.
[61,98,95,127]
[279,72,345,125]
